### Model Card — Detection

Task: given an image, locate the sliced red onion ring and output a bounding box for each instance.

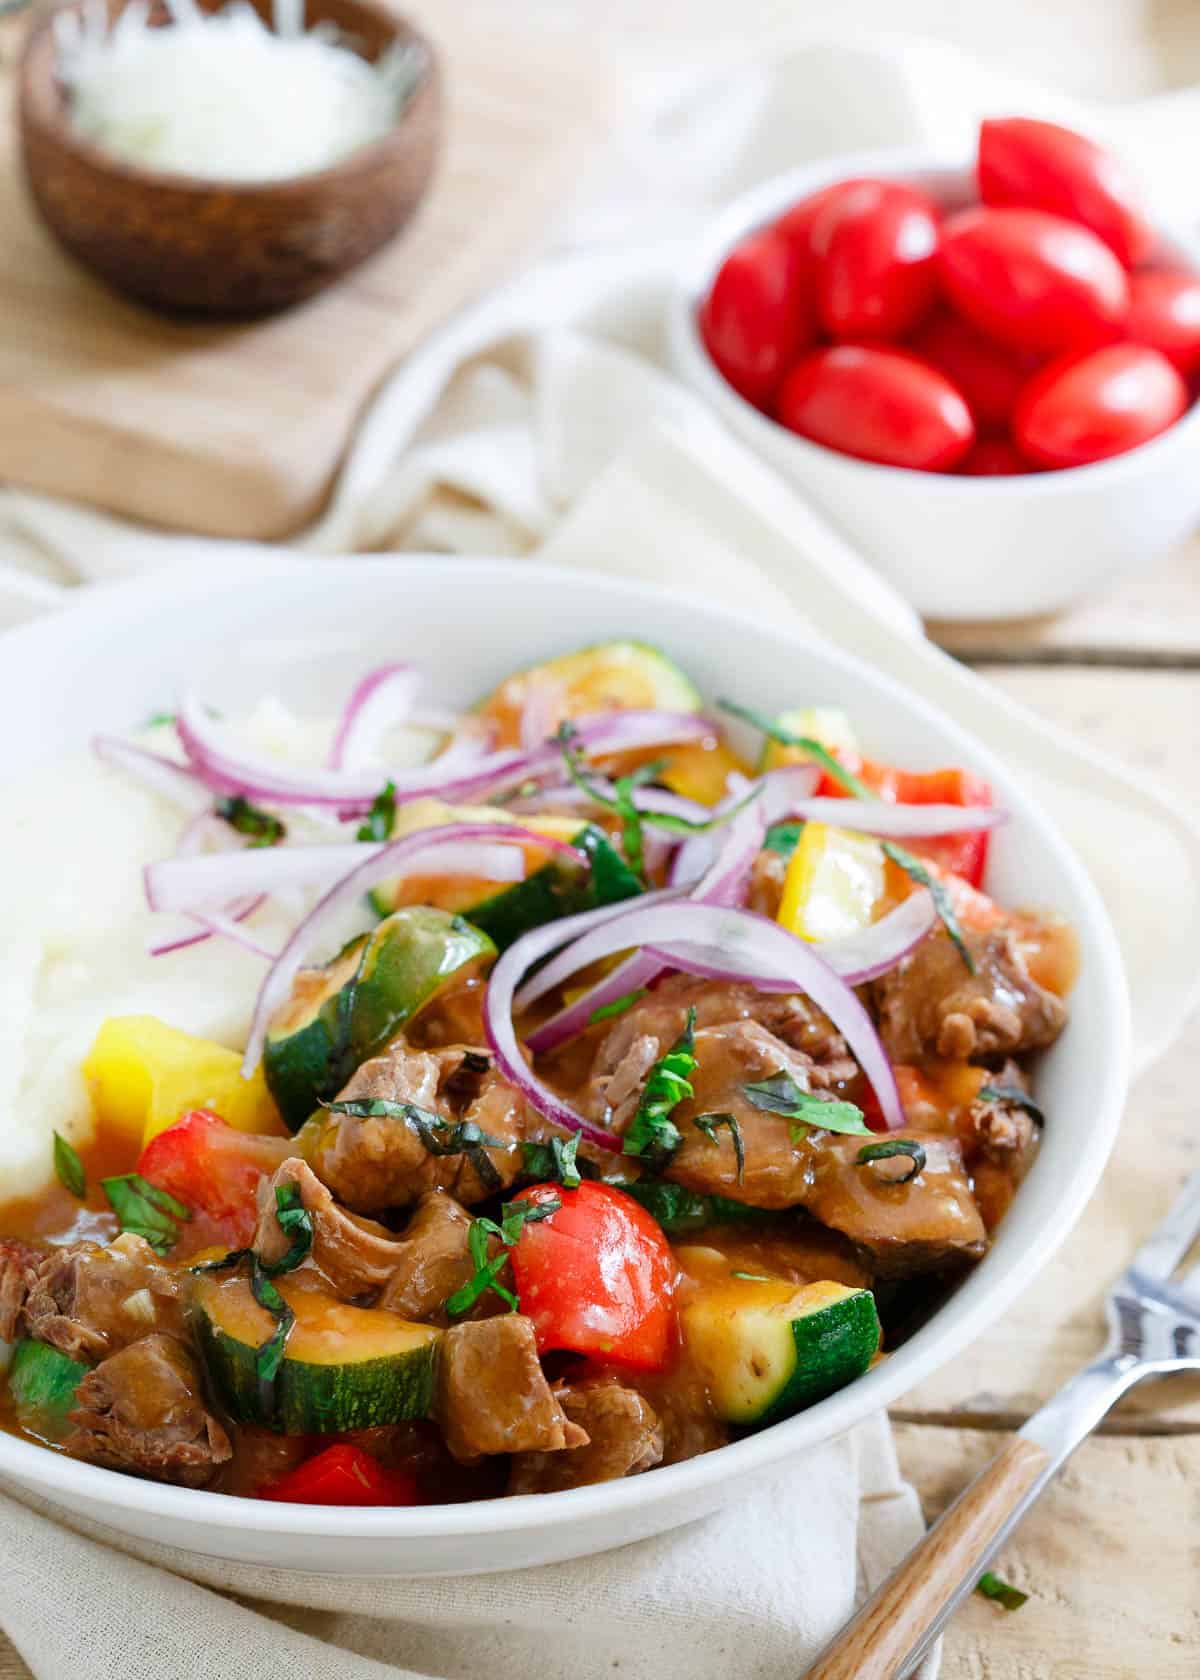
[498,900,905,1131]
[239,824,589,1077]
[329,664,421,771]
[183,910,280,961]
[145,839,526,916]
[177,696,711,814]
[148,897,265,958]
[92,736,212,815]
[764,797,1004,837]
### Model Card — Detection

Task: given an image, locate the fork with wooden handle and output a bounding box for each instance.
[802,1172,1200,1680]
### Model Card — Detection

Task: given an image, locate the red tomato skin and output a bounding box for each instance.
[776,346,975,471]
[1014,343,1188,468]
[137,1109,291,1252]
[908,311,1037,432]
[1125,271,1200,375]
[939,207,1129,355]
[957,438,1031,476]
[510,1182,675,1371]
[809,181,940,339]
[978,117,1155,269]
[831,761,993,886]
[262,1444,420,1507]
[699,229,811,408]
[772,178,879,257]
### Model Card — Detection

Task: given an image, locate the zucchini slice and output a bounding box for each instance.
[622,1180,773,1237]
[465,824,642,950]
[192,1272,441,1434]
[679,1275,880,1426]
[263,906,495,1131]
[8,1339,89,1439]
[476,640,703,746]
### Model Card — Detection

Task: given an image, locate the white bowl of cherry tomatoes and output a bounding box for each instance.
[667,118,1200,620]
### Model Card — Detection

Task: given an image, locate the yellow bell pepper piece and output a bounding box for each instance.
[82,1016,284,1149]
[777,822,886,943]
[761,707,859,773]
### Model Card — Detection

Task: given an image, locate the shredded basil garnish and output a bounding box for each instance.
[588,989,647,1026]
[742,1070,870,1139]
[694,1111,745,1185]
[977,1084,1045,1125]
[880,841,975,973]
[445,1195,562,1319]
[622,1007,697,1172]
[856,1138,926,1183]
[716,700,872,798]
[144,709,177,730]
[215,794,286,848]
[322,1096,507,1193]
[101,1174,191,1254]
[976,1572,1028,1612]
[763,820,805,857]
[357,780,397,843]
[521,1134,584,1188]
[53,1131,86,1200]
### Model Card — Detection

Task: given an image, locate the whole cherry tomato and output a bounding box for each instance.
[772,178,877,257]
[777,345,975,471]
[957,438,1031,476]
[978,117,1155,269]
[699,228,811,407]
[1014,344,1187,468]
[1125,270,1200,375]
[509,1181,676,1371]
[908,311,1037,432]
[939,207,1129,354]
[809,181,940,339]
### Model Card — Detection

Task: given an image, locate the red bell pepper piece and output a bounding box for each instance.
[509,1182,676,1372]
[261,1443,421,1507]
[821,757,993,887]
[136,1109,291,1253]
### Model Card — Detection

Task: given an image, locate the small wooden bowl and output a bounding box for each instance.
[17,0,442,318]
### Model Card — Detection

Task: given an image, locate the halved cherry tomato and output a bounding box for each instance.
[777,346,974,471]
[908,311,1037,433]
[509,1182,675,1371]
[939,207,1129,354]
[699,228,811,407]
[957,438,1031,476]
[1125,270,1200,375]
[978,117,1155,269]
[262,1444,420,1506]
[1014,344,1188,468]
[137,1109,291,1253]
[809,181,940,339]
[825,761,993,886]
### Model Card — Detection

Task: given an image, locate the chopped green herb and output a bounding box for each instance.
[976,1573,1028,1612]
[357,780,397,843]
[248,1258,296,1396]
[521,1133,584,1188]
[588,989,647,1026]
[978,1084,1045,1125]
[216,795,286,848]
[881,841,974,972]
[322,1096,507,1194]
[623,1007,698,1172]
[143,710,177,730]
[52,1131,86,1200]
[856,1138,926,1183]
[445,1194,562,1319]
[717,700,871,798]
[763,820,805,857]
[271,1183,314,1272]
[742,1070,870,1138]
[619,1180,772,1235]
[694,1111,745,1185]
[730,1270,772,1282]
[101,1174,191,1255]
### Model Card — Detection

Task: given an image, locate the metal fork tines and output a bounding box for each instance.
[1105,1170,1200,1370]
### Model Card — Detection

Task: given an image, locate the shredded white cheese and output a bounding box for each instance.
[56,0,424,183]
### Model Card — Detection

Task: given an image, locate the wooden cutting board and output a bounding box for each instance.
[0,6,614,539]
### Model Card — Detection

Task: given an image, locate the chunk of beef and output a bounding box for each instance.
[872,926,1067,1063]
[0,1238,43,1343]
[508,1374,663,1494]
[585,975,855,1130]
[378,1192,477,1322]
[435,1314,588,1461]
[254,1159,407,1295]
[307,1044,526,1213]
[22,1235,188,1362]
[960,1062,1041,1231]
[747,847,788,919]
[64,1333,232,1488]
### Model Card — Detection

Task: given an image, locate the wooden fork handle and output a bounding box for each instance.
[804,1436,1051,1680]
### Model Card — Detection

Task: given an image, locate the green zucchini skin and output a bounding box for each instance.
[8,1339,89,1436]
[760,1289,880,1422]
[621,1180,774,1236]
[466,825,642,951]
[263,907,496,1131]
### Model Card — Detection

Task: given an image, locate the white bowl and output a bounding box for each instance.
[667,148,1200,621]
[0,554,1129,1574]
